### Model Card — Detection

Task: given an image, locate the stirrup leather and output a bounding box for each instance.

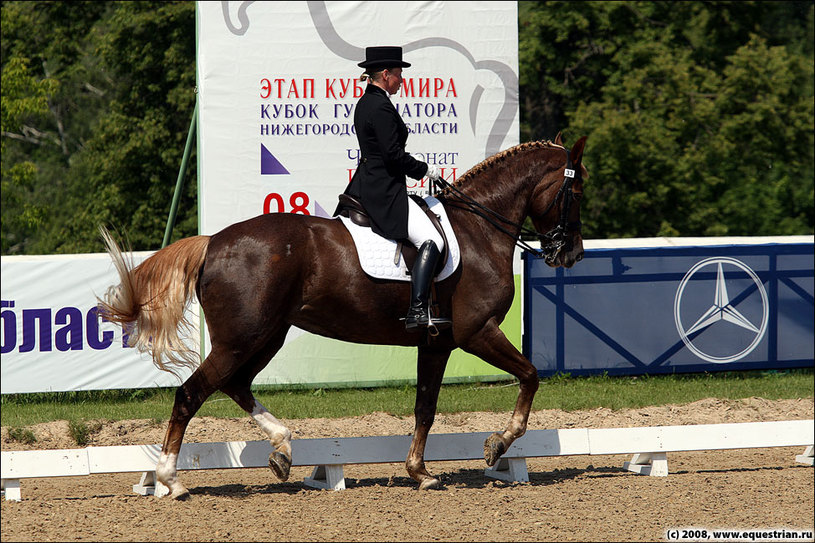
[404,308,452,336]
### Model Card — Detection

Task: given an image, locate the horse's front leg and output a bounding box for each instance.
[406,345,451,489]
[461,317,539,466]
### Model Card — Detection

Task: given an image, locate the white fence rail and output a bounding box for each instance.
[2,420,812,500]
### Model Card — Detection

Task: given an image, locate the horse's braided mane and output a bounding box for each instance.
[437,140,563,196]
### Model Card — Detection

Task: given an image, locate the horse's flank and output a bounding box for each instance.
[98,227,210,377]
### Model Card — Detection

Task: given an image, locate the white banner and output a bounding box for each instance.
[0,254,196,394]
[5,237,802,393]
[198,0,519,232]
[195,0,521,386]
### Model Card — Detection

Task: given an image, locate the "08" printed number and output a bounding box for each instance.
[263,192,311,215]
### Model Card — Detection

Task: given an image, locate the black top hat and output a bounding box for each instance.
[358,46,411,71]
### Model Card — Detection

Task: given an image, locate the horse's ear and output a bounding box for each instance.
[570,136,587,167]
[554,131,563,146]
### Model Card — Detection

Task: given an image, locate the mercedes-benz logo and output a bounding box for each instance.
[674,257,768,363]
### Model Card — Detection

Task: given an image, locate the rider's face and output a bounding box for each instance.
[383,68,403,95]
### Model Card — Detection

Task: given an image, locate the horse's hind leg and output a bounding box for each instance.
[225,386,292,481]
[461,318,539,467]
[406,344,451,490]
[220,333,293,482]
[156,349,238,500]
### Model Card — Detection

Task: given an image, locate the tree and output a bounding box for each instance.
[44,1,198,254]
[520,1,814,238]
[1,1,197,255]
[1,1,116,253]
[0,55,58,253]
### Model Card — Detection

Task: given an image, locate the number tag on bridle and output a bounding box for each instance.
[564,168,575,178]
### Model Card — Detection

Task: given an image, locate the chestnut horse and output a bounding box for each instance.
[98,135,587,499]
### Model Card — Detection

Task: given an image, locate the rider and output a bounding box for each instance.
[336,46,451,332]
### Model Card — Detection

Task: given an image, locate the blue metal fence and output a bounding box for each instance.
[523,242,814,377]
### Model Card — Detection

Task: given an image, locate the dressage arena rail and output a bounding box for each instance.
[2,420,813,501]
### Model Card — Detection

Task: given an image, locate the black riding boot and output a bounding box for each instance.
[404,240,452,332]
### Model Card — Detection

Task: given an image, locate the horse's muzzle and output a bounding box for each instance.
[542,231,583,268]
[541,225,584,267]
[562,248,584,268]
[561,237,584,268]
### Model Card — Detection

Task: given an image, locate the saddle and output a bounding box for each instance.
[336,193,450,275]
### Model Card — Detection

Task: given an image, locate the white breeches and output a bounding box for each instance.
[406,196,444,251]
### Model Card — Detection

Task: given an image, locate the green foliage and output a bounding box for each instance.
[520,1,814,238]
[1,1,197,255]
[55,1,199,253]
[7,426,37,445]
[67,419,102,446]
[68,419,89,446]
[0,55,58,252]
[0,56,58,142]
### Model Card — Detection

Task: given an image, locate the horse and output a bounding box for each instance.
[98,134,587,499]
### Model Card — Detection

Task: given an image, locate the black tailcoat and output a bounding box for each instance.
[337,84,427,239]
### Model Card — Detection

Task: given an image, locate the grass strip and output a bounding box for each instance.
[2,369,811,428]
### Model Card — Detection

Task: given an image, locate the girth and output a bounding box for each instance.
[336,193,450,275]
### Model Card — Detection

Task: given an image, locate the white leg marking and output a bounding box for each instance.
[251,400,292,456]
[503,412,529,443]
[156,452,187,497]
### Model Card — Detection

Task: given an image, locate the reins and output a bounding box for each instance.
[434,177,544,255]
[434,147,581,263]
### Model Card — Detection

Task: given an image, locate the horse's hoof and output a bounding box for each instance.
[169,488,191,501]
[483,432,506,467]
[269,451,291,482]
[418,477,442,490]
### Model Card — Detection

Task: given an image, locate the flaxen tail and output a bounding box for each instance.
[97,226,210,377]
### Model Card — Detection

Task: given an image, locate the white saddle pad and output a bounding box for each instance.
[337,196,461,282]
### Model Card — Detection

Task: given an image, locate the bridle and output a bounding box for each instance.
[434,148,582,264]
[530,150,583,263]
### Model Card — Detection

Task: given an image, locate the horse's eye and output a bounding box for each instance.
[572,192,583,202]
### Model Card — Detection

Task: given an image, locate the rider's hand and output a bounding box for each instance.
[426,164,442,182]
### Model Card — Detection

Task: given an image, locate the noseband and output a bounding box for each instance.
[434,147,582,263]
